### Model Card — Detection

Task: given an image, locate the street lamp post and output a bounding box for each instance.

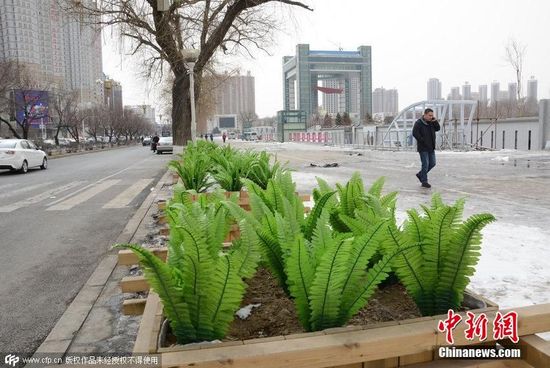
[183,49,200,143]
[186,61,197,142]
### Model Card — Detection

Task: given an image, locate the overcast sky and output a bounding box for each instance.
[102,0,550,119]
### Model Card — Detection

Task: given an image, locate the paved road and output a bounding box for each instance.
[0,146,173,353]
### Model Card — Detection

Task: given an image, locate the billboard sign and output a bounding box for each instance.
[218,115,236,129]
[15,90,49,127]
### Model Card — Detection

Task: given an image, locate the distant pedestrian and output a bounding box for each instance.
[204,134,208,141]
[412,108,440,188]
[151,134,160,152]
[209,133,213,142]
[222,132,227,143]
[200,134,203,139]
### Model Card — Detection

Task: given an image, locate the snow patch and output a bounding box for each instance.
[236,303,261,320]
[491,156,510,162]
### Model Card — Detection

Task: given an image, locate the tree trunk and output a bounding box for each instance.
[171,66,202,146]
[172,70,191,146]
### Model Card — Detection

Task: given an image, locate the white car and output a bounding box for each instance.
[0,139,48,173]
[156,136,173,154]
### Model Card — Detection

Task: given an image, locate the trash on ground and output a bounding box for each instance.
[236,303,261,320]
[310,162,339,168]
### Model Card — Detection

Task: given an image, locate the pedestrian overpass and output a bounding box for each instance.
[379,100,478,150]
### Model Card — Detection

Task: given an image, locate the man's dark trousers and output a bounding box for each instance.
[418,150,436,184]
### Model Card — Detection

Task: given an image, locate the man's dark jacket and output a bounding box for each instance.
[412,118,441,152]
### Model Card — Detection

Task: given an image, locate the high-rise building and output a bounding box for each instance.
[527,76,538,102]
[508,82,518,102]
[104,79,123,112]
[478,85,488,104]
[372,88,384,114]
[322,79,344,114]
[462,82,471,100]
[427,78,442,100]
[491,81,500,105]
[449,87,461,100]
[127,105,156,125]
[0,0,103,106]
[283,44,372,122]
[216,71,256,118]
[372,87,398,115]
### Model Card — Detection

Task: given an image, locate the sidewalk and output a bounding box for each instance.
[31,168,175,359]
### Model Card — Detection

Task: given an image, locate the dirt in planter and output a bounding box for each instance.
[163,267,422,346]
[227,267,422,341]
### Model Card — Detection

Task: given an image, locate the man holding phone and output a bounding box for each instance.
[412,108,441,188]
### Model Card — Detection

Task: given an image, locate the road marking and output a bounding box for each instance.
[0,182,54,200]
[0,181,86,212]
[47,180,121,211]
[47,156,155,206]
[102,179,154,209]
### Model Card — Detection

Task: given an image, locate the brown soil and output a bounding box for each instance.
[163,267,422,346]
[228,267,421,340]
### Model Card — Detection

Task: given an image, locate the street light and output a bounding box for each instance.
[183,49,200,142]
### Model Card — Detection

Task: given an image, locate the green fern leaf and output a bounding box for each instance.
[435,214,495,314]
[285,236,316,331]
[309,236,352,331]
[310,210,334,266]
[303,191,336,241]
[115,244,196,343]
[232,219,261,279]
[206,255,247,339]
[340,220,388,310]
[367,176,385,198]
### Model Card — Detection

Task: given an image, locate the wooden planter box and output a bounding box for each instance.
[128,288,550,368]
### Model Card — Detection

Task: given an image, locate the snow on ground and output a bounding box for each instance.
[472,223,550,309]
[236,304,262,320]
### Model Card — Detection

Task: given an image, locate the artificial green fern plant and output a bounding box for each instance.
[383,193,495,316]
[116,196,260,344]
[226,173,411,331]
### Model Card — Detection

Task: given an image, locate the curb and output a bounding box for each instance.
[29,169,173,362]
[47,144,141,160]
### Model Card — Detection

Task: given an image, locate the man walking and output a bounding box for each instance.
[412,108,440,188]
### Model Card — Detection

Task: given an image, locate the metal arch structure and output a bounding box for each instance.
[379,100,478,150]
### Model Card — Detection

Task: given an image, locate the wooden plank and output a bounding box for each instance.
[160,319,437,368]
[299,194,311,202]
[403,359,531,367]
[501,334,550,368]
[118,248,168,266]
[121,276,149,293]
[157,201,166,211]
[154,304,550,367]
[329,364,362,368]
[158,215,167,225]
[160,227,170,236]
[518,334,550,368]
[398,350,433,366]
[122,299,146,315]
[133,292,162,354]
[363,358,398,368]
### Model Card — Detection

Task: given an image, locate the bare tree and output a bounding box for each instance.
[239,110,258,130]
[322,113,332,128]
[65,0,312,145]
[0,62,48,139]
[50,90,80,145]
[505,38,526,101]
[0,61,19,137]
